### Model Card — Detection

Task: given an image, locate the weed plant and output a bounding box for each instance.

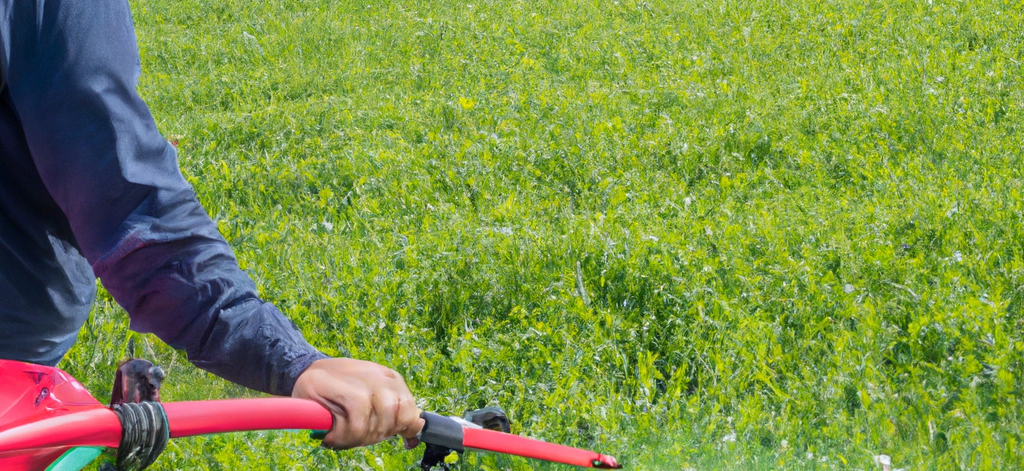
[65,0,1024,469]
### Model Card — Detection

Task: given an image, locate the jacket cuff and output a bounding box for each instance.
[279,348,331,396]
[186,300,331,396]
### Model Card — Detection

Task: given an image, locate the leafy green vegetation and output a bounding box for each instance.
[65,0,1024,468]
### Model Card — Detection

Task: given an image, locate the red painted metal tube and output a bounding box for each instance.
[0,399,332,454]
[0,408,121,453]
[463,427,621,469]
[163,399,333,438]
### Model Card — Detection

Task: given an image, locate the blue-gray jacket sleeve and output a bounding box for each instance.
[1,0,327,395]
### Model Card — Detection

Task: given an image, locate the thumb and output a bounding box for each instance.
[401,414,426,449]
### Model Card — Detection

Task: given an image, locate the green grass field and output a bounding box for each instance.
[65,0,1024,469]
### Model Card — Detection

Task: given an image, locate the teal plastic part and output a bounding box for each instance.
[309,429,328,441]
[44,447,105,471]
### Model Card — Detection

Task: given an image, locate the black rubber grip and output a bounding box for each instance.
[419,412,465,451]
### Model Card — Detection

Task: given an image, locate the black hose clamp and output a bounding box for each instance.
[111,401,169,471]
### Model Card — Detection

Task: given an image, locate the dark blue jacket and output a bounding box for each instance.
[0,0,326,396]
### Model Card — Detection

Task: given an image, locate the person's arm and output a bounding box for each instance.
[2,0,422,445]
[3,0,322,396]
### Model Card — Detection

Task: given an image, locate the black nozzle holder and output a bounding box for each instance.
[418,412,465,451]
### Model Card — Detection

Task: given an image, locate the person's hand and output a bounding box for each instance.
[292,358,425,450]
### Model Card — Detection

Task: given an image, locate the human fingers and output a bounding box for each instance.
[369,388,400,442]
[366,367,422,439]
[326,388,372,450]
[394,387,425,440]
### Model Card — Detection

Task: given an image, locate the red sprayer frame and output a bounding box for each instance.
[0,360,621,470]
